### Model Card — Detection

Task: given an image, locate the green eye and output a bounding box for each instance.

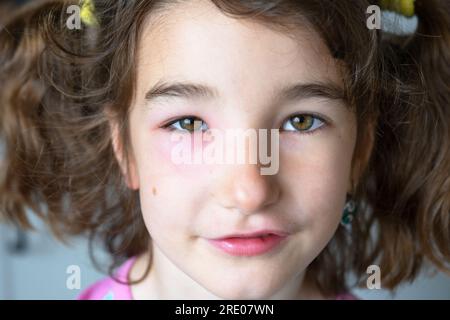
[166,117,208,132]
[282,114,325,133]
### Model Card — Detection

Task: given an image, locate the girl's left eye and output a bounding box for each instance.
[281,114,326,133]
[163,116,208,132]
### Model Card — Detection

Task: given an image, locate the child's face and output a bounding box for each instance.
[120,0,357,299]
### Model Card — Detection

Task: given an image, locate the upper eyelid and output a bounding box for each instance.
[162,116,203,127]
[287,112,328,123]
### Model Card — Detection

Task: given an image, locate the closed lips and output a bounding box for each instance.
[207,232,289,256]
[212,230,290,239]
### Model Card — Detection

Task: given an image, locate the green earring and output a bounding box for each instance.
[340,194,357,227]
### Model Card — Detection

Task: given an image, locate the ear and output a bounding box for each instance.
[349,119,376,193]
[106,108,140,190]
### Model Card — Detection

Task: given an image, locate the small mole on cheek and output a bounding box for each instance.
[152,187,157,196]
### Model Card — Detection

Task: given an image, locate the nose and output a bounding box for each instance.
[215,163,280,215]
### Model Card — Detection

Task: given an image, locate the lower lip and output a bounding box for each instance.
[207,234,287,256]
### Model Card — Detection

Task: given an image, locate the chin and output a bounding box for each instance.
[206,282,280,300]
[214,290,275,300]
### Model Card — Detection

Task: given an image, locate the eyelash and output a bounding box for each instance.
[161,113,329,135]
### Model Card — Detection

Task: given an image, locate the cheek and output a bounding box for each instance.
[150,130,212,175]
[280,133,355,226]
[134,131,211,239]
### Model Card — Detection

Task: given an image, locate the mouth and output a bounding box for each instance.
[206,231,289,257]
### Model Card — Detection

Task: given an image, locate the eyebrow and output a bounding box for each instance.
[144,80,346,105]
[275,82,346,103]
[145,80,219,102]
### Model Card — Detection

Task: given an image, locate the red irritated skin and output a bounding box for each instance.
[206,230,290,256]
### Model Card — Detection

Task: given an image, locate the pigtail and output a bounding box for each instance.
[0,0,112,236]
[365,0,450,287]
[0,1,59,229]
[0,0,150,281]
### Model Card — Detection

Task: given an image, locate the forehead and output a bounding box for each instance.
[135,0,342,104]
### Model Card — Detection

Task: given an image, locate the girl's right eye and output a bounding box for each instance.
[163,116,208,133]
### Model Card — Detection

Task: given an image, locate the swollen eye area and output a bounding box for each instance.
[165,117,207,132]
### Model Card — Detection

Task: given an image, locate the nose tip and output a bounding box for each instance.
[219,163,280,215]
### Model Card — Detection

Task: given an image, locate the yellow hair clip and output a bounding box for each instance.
[80,0,99,27]
[380,0,415,17]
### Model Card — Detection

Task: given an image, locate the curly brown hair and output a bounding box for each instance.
[0,0,449,297]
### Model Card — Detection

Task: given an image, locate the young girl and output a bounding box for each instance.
[0,0,449,300]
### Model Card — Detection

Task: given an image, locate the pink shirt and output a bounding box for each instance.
[77,257,137,300]
[77,257,358,300]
